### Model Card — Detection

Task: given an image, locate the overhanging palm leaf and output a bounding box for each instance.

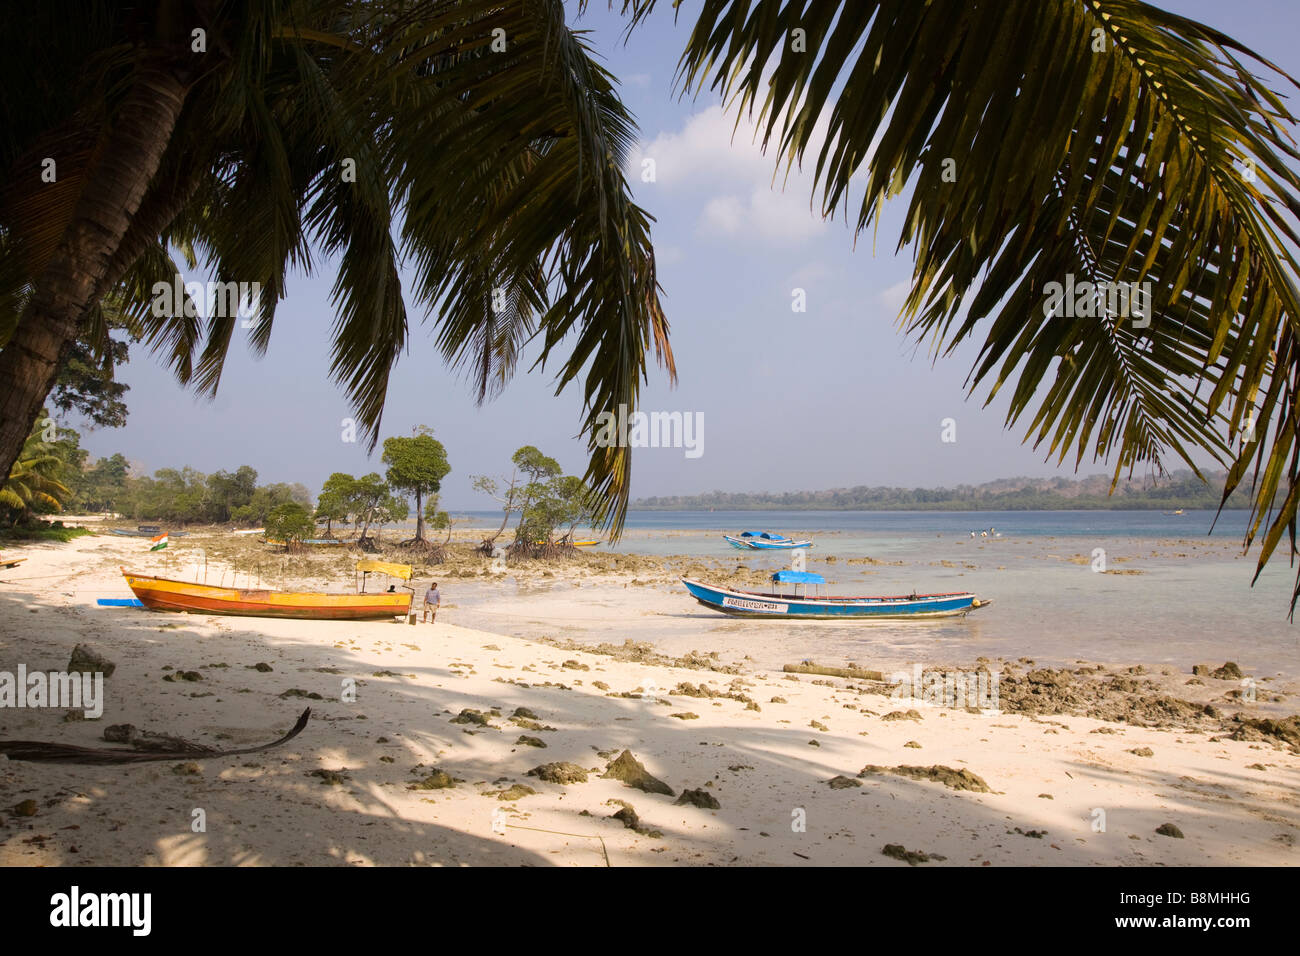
[0,0,673,536]
[621,0,1300,608]
[2,431,71,514]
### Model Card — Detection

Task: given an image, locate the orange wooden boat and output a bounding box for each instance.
[120,568,411,621]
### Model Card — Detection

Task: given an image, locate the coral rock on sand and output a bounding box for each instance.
[68,644,115,678]
[1226,715,1300,753]
[494,784,536,801]
[1194,662,1244,680]
[1155,823,1185,839]
[515,735,547,748]
[527,762,590,785]
[882,843,946,865]
[1026,669,1072,688]
[881,710,922,722]
[675,788,720,809]
[408,769,456,790]
[607,799,663,838]
[827,775,861,789]
[858,765,991,793]
[602,750,674,796]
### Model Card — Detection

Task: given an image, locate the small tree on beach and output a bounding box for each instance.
[265,502,315,553]
[350,473,392,549]
[371,493,409,547]
[510,447,562,554]
[471,472,520,557]
[382,428,450,549]
[554,476,598,545]
[424,493,452,563]
[315,472,356,537]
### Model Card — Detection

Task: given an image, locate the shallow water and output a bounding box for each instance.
[447,519,1300,677]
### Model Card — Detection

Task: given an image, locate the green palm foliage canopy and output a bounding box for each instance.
[1,431,72,516]
[0,0,674,534]
[619,0,1300,608]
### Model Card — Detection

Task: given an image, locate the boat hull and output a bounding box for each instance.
[723,535,813,550]
[121,569,410,621]
[682,578,986,619]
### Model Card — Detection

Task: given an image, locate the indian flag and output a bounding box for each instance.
[149,533,168,551]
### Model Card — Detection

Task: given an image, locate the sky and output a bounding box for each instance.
[71,0,1300,509]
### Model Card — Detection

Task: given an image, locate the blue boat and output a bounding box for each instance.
[723,531,813,551]
[682,571,989,619]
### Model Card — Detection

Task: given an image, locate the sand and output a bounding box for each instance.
[0,531,1296,866]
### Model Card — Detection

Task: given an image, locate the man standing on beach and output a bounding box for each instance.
[423,581,440,623]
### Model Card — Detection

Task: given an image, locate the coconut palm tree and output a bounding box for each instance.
[618,0,1300,606]
[0,0,673,532]
[0,430,72,523]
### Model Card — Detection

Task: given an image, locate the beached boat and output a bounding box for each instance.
[572,540,601,547]
[682,571,988,619]
[110,527,190,538]
[261,537,344,546]
[0,554,25,569]
[120,568,411,620]
[723,531,813,551]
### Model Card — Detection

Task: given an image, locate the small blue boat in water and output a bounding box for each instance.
[683,571,988,619]
[723,531,813,551]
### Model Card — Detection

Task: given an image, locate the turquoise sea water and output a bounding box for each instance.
[453,507,1255,545]
[444,509,1300,676]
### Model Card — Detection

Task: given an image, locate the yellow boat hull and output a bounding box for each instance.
[121,569,410,620]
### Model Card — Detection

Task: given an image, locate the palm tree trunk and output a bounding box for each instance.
[0,58,187,482]
[414,489,425,542]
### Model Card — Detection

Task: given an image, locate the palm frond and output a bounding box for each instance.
[625,0,1300,604]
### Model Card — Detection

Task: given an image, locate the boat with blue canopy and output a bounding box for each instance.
[723,531,813,551]
[682,571,989,619]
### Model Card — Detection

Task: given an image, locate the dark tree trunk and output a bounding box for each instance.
[0,58,187,482]
[414,489,425,543]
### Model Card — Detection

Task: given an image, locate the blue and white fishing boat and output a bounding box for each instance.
[682,571,989,619]
[723,531,813,551]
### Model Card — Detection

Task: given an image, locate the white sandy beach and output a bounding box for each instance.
[0,532,1297,866]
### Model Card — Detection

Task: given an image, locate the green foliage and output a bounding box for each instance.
[349,473,398,539]
[0,523,92,543]
[616,0,1300,599]
[0,0,673,538]
[382,428,450,542]
[51,296,139,428]
[230,483,309,524]
[205,466,259,523]
[315,472,356,533]
[75,453,130,512]
[506,447,595,551]
[513,446,561,484]
[471,469,523,550]
[424,493,451,544]
[1,416,74,523]
[265,502,316,549]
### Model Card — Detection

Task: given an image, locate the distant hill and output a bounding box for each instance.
[631,470,1257,511]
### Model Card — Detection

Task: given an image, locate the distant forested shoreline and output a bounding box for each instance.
[631,470,1255,512]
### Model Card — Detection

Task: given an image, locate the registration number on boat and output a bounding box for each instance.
[722,596,787,613]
